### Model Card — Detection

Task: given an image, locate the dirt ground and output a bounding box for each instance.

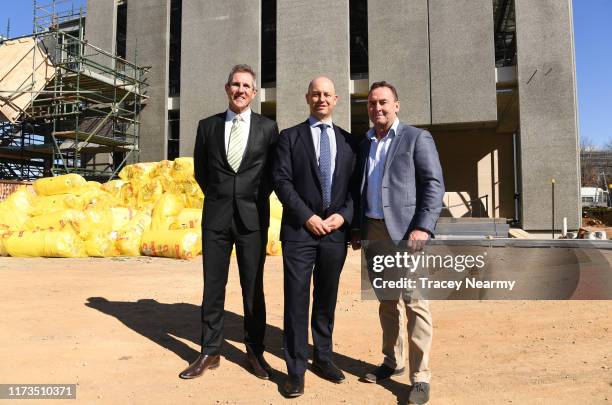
[1,251,611,405]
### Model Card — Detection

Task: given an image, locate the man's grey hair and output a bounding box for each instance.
[226,64,257,90]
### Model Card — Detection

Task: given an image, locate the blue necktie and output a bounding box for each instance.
[318,124,332,208]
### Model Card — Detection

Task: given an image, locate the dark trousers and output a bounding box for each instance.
[282,239,347,377]
[200,212,267,355]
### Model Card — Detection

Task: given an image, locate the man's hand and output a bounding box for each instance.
[305,215,332,236]
[350,229,361,250]
[407,229,429,253]
[323,213,345,232]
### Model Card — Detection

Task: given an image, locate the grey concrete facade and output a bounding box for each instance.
[367,0,430,126]
[276,0,350,131]
[126,0,171,162]
[429,0,497,124]
[84,0,116,55]
[515,0,581,230]
[82,0,583,230]
[179,0,261,157]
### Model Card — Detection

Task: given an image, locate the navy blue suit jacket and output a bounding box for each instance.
[272,120,358,242]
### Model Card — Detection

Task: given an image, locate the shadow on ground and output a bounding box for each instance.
[86,297,412,403]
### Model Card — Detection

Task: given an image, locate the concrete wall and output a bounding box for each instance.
[179,0,261,157]
[367,0,430,126]
[126,0,171,162]
[85,0,116,55]
[435,130,515,220]
[429,0,497,124]
[515,0,580,230]
[276,0,350,131]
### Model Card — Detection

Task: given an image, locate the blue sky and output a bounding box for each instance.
[1,0,610,148]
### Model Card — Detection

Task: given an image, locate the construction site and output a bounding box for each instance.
[0,0,147,182]
[0,1,611,404]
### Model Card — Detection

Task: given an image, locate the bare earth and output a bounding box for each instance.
[1,251,611,405]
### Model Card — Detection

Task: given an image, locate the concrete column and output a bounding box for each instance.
[367,0,430,126]
[429,0,497,124]
[85,0,117,54]
[515,0,580,230]
[126,0,171,162]
[179,0,261,157]
[276,0,350,131]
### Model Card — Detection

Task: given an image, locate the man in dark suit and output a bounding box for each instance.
[273,76,358,397]
[180,64,279,380]
[352,81,444,405]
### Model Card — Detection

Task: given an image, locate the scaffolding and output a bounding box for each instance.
[0,0,148,181]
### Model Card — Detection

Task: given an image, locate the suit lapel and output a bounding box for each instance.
[214,113,232,170]
[238,112,260,171]
[383,123,405,176]
[359,138,371,194]
[331,125,344,196]
[297,120,322,189]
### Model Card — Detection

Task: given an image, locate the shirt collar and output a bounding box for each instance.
[308,115,333,129]
[226,108,252,123]
[367,118,400,141]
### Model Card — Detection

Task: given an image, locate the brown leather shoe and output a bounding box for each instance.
[246,350,272,380]
[179,354,220,379]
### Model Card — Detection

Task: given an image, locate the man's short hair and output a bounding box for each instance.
[226,64,257,90]
[369,81,399,101]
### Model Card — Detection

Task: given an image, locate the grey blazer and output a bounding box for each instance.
[355,122,445,240]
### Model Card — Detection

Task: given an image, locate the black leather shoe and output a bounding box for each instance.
[408,382,430,404]
[283,374,304,398]
[246,349,273,380]
[179,354,220,379]
[363,364,405,383]
[311,360,345,383]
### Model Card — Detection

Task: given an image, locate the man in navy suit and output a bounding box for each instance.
[352,81,444,405]
[273,76,357,397]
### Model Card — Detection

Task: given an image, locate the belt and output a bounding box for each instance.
[366,217,385,222]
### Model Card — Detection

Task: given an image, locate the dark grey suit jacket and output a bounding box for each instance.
[354,122,445,240]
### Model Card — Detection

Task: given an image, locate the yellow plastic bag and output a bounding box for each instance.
[169,208,202,230]
[30,194,84,215]
[0,201,29,231]
[101,179,127,199]
[4,230,87,258]
[33,173,87,196]
[116,211,152,256]
[270,192,283,220]
[172,157,195,181]
[266,217,282,256]
[24,209,86,235]
[118,162,157,181]
[3,186,35,215]
[85,230,120,257]
[140,229,201,259]
[136,179,163,210]
[0,231,12,256]
[151,193,184,231]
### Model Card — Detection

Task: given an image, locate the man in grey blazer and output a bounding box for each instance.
[352,81,444,405]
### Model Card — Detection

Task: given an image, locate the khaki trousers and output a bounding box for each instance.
[366,219,432,383]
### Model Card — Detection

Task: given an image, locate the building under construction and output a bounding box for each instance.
[0,0,147,182]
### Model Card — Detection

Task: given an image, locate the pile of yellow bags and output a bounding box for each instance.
[0,158,284,259]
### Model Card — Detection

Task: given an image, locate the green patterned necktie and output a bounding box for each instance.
[227,116,244,171]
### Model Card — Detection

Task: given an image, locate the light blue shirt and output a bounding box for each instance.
[308,116,337,180]
[365,118,400,219]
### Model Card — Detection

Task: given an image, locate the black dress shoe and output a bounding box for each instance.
[311,360,345,383]
[178,354,220,379]
[246,350,273,380]
[363,364,405,383]
[283,374,304,398]
[408,382,430,404]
